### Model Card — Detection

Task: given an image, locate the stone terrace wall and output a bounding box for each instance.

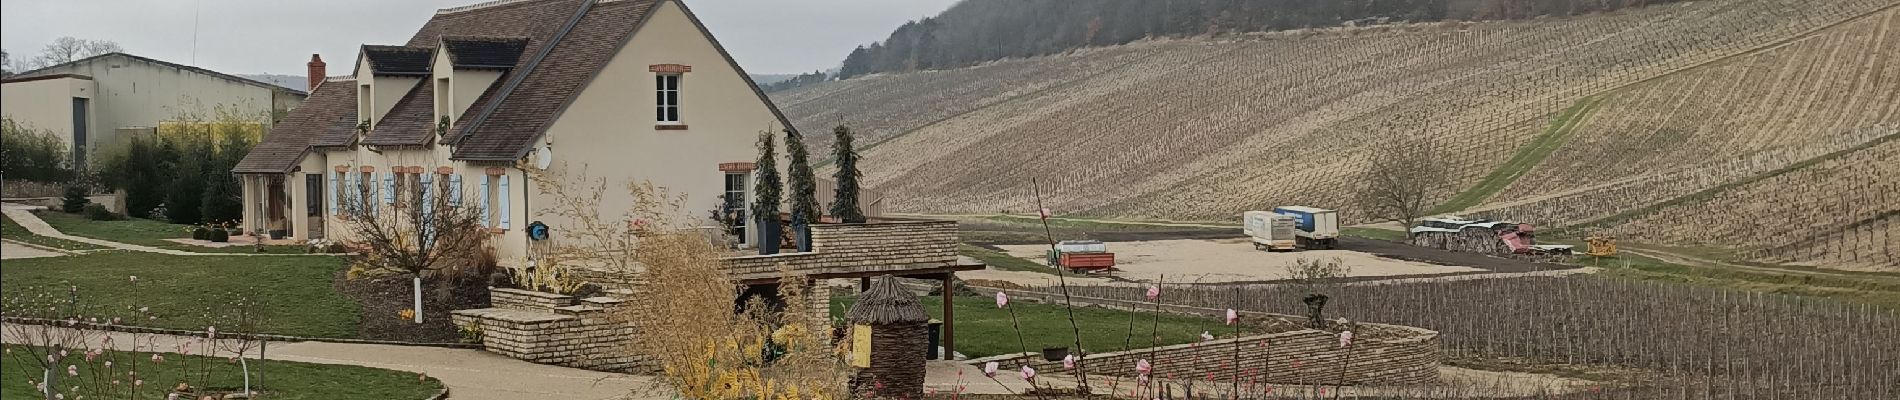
[726,221,960,278]
[807,221,958,270]
[452,289,650,372]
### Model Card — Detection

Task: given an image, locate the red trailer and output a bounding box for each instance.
[1059,252,1116,271]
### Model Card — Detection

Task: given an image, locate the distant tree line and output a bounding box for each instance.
[2,37,123,76]
[761,70,832,92]
[840,0,1687,78]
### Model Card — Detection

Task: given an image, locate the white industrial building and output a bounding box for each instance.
[1,53,306,169]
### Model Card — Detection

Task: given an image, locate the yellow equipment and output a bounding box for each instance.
[1585,234,1618,258]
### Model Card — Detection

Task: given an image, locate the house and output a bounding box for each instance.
[2,53,307,169]
[231,0,797,264]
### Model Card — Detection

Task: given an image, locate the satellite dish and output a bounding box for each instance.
[534,146,554,170]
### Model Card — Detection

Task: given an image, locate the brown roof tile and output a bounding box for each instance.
[363,80,438,146]
[233,80,357,173]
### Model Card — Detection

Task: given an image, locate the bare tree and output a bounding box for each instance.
[339,169,490,324]
[34,37,122,68]
[1357,125,1449,239]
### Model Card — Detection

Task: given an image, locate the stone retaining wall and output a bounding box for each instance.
[452,290,651,372]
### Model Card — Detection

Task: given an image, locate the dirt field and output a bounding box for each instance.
[995,238,1484,284]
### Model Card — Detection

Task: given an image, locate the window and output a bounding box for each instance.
[434,77,451,127]
[724,172,748,245]
[656,74,680,123]
[358,84,373,128]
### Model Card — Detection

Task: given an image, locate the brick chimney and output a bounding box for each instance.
[306,54,327,92]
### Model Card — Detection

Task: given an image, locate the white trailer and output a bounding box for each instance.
[1272,206,1340,250]
[1243,211,1298,251]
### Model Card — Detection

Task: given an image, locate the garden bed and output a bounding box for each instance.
[335,269,492,343]
[34,211,303,253]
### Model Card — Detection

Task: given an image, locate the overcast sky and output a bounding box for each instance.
[1,0,956,76]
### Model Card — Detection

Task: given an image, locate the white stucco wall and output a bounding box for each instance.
[0,77,95,152]
[531,0,787,250]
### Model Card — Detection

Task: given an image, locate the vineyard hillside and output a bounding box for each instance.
[773,0,1900,270]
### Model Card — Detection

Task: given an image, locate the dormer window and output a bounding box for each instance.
[656,74,681,124]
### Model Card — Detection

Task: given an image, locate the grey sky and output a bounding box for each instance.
[1,0,956,76]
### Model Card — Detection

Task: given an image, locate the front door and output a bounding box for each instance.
[305,174,325,239]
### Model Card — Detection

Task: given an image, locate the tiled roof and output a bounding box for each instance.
[14,52,307,95]
[232,80,356,173]
[240,0,797,166]
[363,80,437,146]
[441,36,530,69]
[360,45,435,76]
[450,0,658,160]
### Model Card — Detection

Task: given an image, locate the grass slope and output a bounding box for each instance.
[1556,132,1900,234]
[0,252,360,338]
[1436,95,1606,214]
[0,346,442,400]
[832,294,1260,357]
[1,214,106,251]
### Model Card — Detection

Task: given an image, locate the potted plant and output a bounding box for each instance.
[268,219,287,240]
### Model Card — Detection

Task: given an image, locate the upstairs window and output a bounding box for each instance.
[656,74,681,124]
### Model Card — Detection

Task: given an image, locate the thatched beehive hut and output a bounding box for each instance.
[845,275,930,398]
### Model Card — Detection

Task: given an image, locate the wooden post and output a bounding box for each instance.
[942,273,955,360]
[859,277,871,292]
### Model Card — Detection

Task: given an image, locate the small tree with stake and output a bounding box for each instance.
[829,123,866,223]
[340,172,488,324]
[754,131,784,253]
[785,128,820,249]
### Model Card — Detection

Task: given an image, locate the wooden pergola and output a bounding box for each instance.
[738,264,984,360]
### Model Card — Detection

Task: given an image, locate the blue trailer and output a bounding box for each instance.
[1271,206,1340,249]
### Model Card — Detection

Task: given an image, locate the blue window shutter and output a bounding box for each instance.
[384,172,395,204]
[498,175,511,230]
[327,172,338,215]
[449,174,463,207]
[479,177,491,226]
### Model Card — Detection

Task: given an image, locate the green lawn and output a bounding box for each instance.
[959,244,1055,274]
[0,252,360,338]
[1,346,441,400]
[1,213,107,251]
[832,294,1265,357]
[34,211,303,253]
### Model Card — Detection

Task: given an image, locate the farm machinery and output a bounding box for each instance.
[1412,216,1573,256]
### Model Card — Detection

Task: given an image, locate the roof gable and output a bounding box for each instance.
[449,0,798,161]
[15,52,307,95]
